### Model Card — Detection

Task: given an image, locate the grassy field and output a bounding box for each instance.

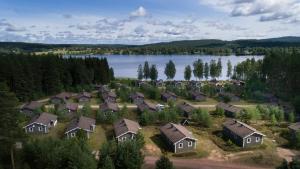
[88,125,107,150]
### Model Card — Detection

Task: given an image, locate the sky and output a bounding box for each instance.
[0,0,299,44]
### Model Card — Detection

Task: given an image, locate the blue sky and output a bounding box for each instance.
[0,0,299,44]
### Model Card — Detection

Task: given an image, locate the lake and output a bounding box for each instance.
[69,55,264,80]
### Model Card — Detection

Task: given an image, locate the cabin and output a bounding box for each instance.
[223,119,265,148]
[288,122,300,138]
[216,102,243,117]
[178,102,195,119]
[20,101,43,117]
[219,92,240,102]
[189,91,207,102]
[114,118,141,142]
[161,91,177,102]
[102,91,117,103]
[65,116,96,139]
[50,92,72,105]
[97,84,110,93]
[77,92,92,103]
[187,80,201,89]
[129,92,145,104]
[65,102,79,113]
[155,79,164,87]
[23,112,57,134]
[99,101,119,115]
[160,123,197,153]
[137,100,157,113]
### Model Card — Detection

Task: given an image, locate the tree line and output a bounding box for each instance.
[0,53,114,101]
[137,59,225,81]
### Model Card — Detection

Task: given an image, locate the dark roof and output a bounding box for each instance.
[190,91,206,97]
[103,91,117,98]
[223,119,265,138]
[77,92,91,99]
[100,101,119,112]
[216,102,243,113]
[113,118,141,137]
[66,103,79,111]
[53,92,72,99]
[130,92,144,99]
[65,116,95,133]
[178,102,195,114]
[138,100,157,112]
[288,122,300,131]
[160,123,196,144]
[22,101,42,110]
[161,91,177,99]
[26,112,57,127]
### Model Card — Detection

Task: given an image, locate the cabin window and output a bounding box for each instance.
[38,127,42,131]
[178,143,183,148]
[29,127,33,132]
[70,133,76,137]
[188,141,193,147]
[246,137,251,143]
[122,137,127,141]
[256,137,260,142]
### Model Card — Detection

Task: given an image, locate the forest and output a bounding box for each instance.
[0,53,114,101]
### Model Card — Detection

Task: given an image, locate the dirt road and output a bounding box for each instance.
[143,156,271,169]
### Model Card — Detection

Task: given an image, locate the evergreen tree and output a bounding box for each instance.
[164,60,176,80]
[204,62,209,80]
[288,112,295,123]
[155,156,174,169]
[150,65,158,81]
[209,60,218,79]
[109,67,115,81]
[143,61,150,80]
[101,156,115,169]
[137,64,143,80]
[184,65,192,81]
[115,141,144,169]
[227,60,232,78]
[217,58,222,78]
[193,59,204,80]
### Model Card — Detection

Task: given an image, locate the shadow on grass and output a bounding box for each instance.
[150,134,170,153]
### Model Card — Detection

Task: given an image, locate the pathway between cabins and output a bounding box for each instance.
[143,156,272,169]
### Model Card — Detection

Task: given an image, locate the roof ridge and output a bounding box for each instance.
[171,123,189,138]
[235,120,256,132]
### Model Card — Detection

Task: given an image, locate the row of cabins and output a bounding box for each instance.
[50,92,92,105]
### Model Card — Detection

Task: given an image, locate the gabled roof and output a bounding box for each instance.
[113,118,141,137]
[216,102,243,113]
[66,102,79,111]
[288,122,300,131]
[138,100,157,112]
[65,116,95,133]
[25,112,57,127]
[161,91,177,99]
[160,123,196,144]
[52,92,71,99]
[103,91,117,98]
[223,119,265,138]
[22,101,42,110]
[100,101,119,112]
[130,92,144,99]
[77,92,91,99]
[190,91,206,97]
[178,102,195,114]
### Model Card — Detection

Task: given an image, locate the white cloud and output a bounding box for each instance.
[130,6,147,17]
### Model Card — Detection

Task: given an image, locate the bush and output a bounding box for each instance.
[191,109,212,127]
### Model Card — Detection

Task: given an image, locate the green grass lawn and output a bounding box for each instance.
[88,125,107,150]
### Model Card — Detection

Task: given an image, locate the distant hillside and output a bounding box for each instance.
[1,36,300,54]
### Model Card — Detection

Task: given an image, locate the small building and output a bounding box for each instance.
[77,92,92,103]
[161,91,177,102]
[20,101,43,117]
[65,116,96,139]
[96,84,110,93]
[65,102,79,113]
[216,102,243,117]
[160,123,197,153]
[129,92,145,104]
[288,122,300,138]
[50,92,72,105]
[231,80,245,87]
[219,92,240,102]
[155,79,164,87]
[100,101,119,115]
[190,91,207,102]
[223,119,265,148]
[137,100,157,113]
[114,118,142,142]
[178,102,195,119]
[102,91,117,103]
[188,80,201,89]
[23,112,57,134]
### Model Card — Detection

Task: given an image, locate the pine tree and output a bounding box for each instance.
[137,64,143,80]
[227,60,232,78]
[143,61,150,80]
[155,156,174,169]
[102,156,115,169]
[193,59,204,80]
[184,65,192,81]
[210,60,218,79]
[150,65,158,81]
[217,58,222,78]
[164,60,176,80]
[204,62,209,80]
